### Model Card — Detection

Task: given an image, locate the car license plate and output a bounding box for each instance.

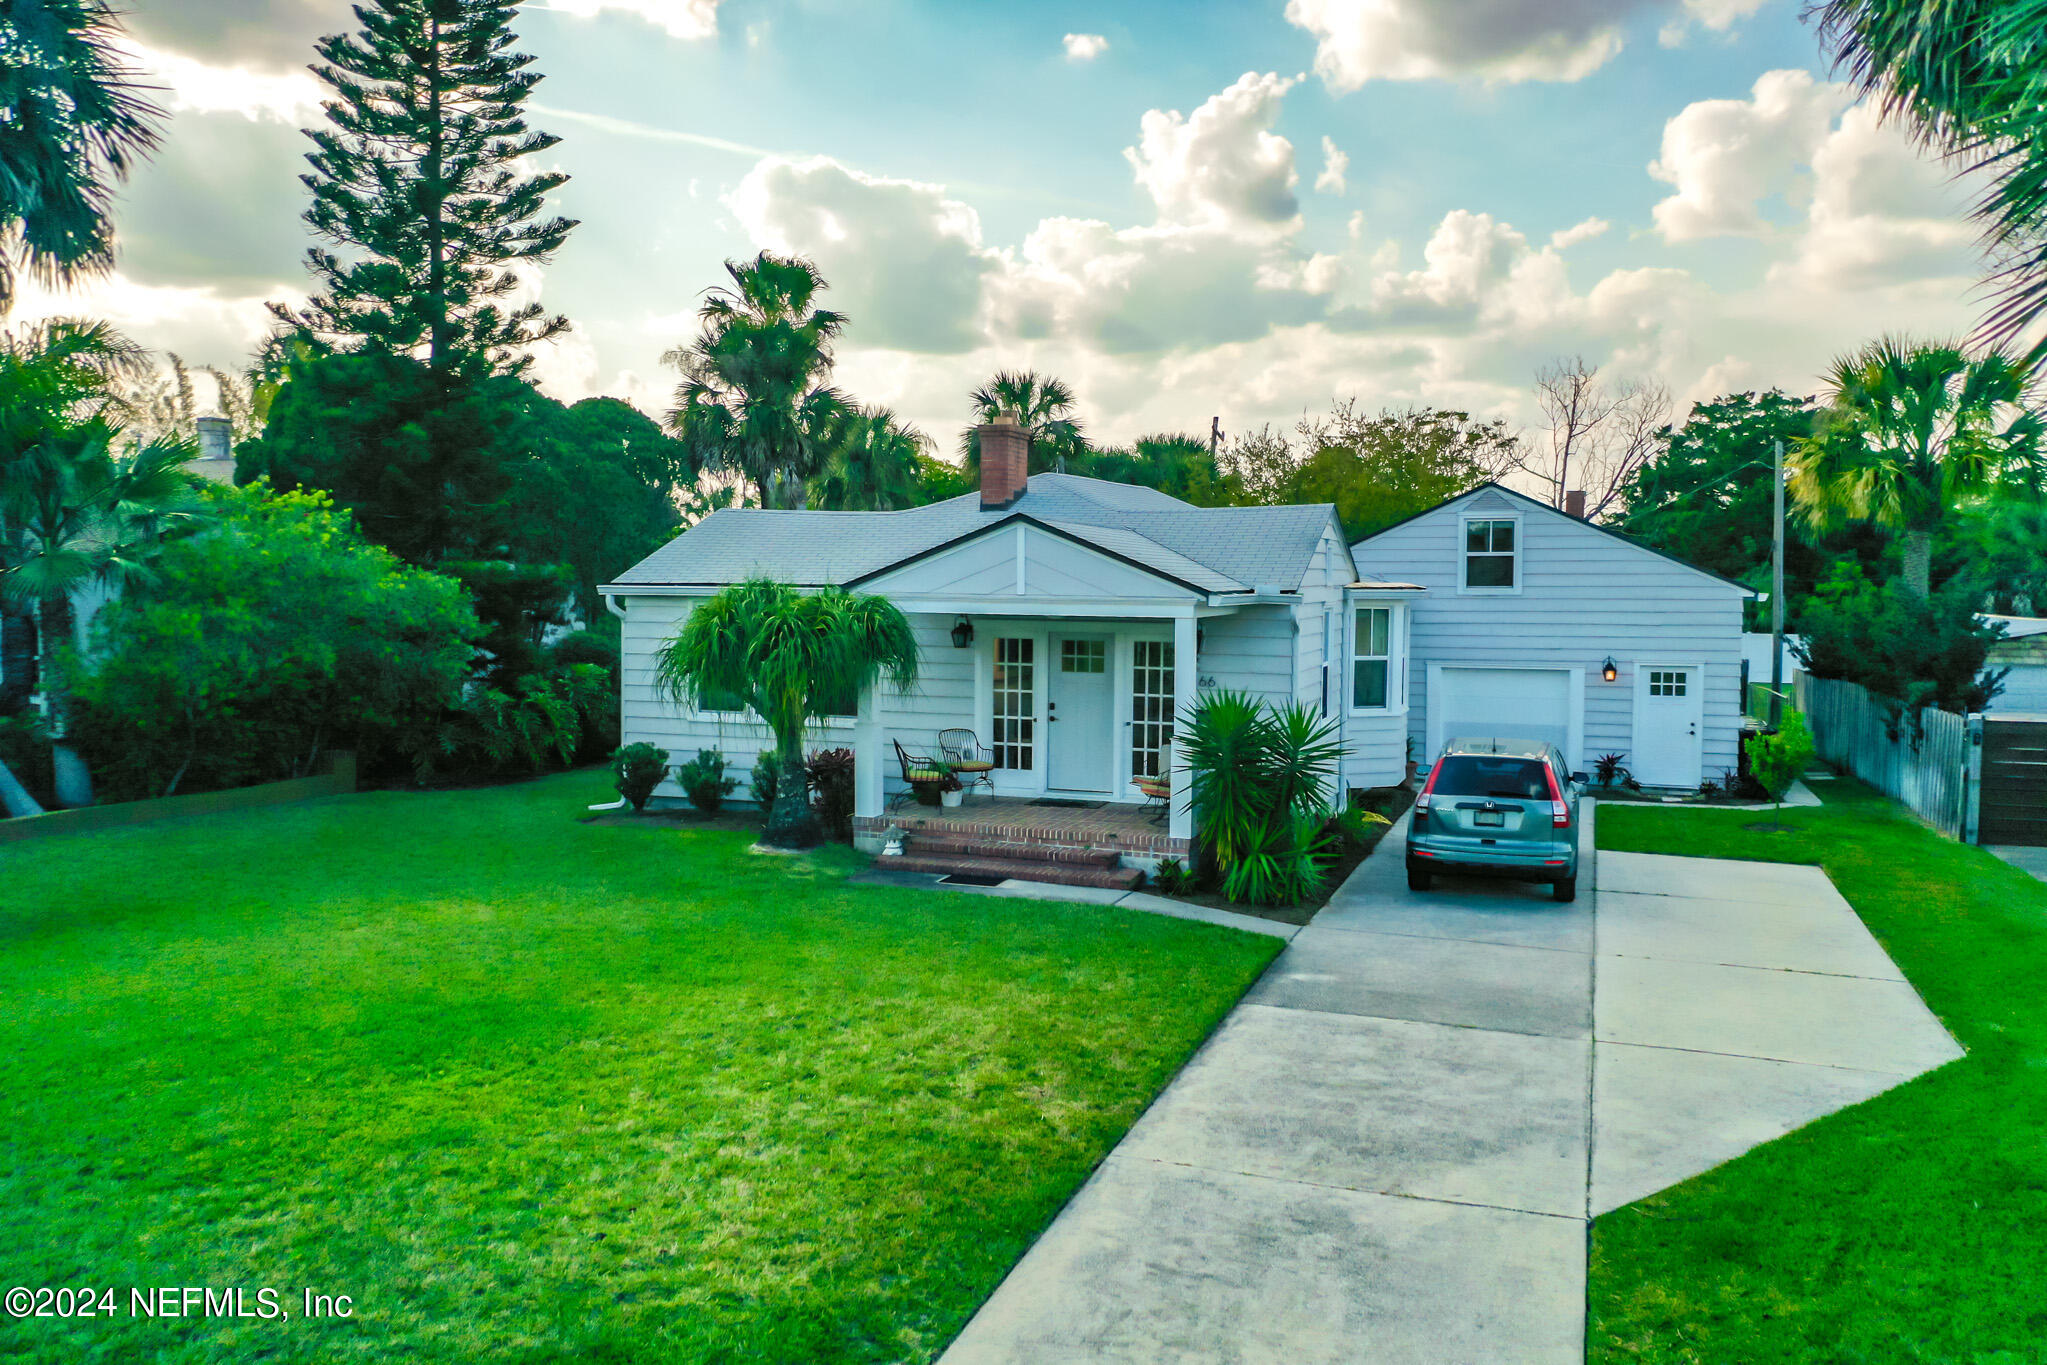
[1475,810,1505,827]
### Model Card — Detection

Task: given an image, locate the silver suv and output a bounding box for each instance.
[1406,738,1586,902]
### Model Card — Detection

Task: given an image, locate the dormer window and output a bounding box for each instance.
[1462,517,1518,591]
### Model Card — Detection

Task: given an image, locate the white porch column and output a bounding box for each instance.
[1170,612,1197,844]
[854,679,883,819]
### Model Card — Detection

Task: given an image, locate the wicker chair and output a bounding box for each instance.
[936,728,997,800]
[1134,770,1171,823]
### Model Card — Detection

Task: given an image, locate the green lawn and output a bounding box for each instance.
[0,773,1279,1363]
[1589,779,2047,1363]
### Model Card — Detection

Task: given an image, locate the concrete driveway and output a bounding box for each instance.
[942,805,1962,1364]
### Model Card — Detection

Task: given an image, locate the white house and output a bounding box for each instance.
[601,417,1749,875]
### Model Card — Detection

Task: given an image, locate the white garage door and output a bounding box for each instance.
[1993,664,2047,715]
[1430,667,1574,763]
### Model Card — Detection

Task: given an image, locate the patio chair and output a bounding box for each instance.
[936,728,997,800]
[1134,770,1171,823]
[892,739,948,810]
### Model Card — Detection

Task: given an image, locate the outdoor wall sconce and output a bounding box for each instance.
[1601,657,1619,683]
[951,616,974,648]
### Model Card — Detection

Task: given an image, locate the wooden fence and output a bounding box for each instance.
[1799,677,1973,839]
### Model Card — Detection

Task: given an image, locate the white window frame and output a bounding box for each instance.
[1458,514,1522,596]
[1349,603,1405,715]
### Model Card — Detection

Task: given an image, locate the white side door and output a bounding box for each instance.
[1047,635,1115,793]
[1633,663,1705,788]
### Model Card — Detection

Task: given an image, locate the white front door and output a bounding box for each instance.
[1634,664,1705,788]
[1048,636,1114,793]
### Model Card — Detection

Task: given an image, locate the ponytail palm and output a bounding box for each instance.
[654,578,917,848]
[1791,336,2045,595]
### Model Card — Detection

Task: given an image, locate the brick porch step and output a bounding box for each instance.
[891,852,1142,891]
[903,836,1123,869]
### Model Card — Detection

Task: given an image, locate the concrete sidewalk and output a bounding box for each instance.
[942,805,1962,1364]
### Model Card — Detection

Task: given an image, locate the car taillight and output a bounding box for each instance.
[1544,764,1570,828]
[1415,758,1444,815]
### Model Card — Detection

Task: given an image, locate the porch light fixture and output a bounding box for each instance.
[950,615,974,648]
[1601,657,1618,683]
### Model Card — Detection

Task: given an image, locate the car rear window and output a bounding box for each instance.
[1431,755,1550,799]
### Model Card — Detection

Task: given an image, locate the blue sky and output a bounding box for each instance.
[20,0,1989,451]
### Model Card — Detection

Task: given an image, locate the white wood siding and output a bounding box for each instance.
[1351,489,1747,783]
[1195,606,1293,702]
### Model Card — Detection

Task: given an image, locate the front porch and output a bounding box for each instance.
[852,795,1191,865]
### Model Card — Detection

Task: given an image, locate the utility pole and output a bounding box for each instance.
[1769,437,1786,730]
[1209,415,1223,462]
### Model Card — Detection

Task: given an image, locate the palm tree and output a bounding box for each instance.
[1812,1,2047,359]
[809,405,929,510]
[0,0,165,312]
[663,253,850,509]
[655,578,917,848]
[0,318,148,712]
[1791,336,2046,596]
[960,370,1088,475]
[1,418,201,805]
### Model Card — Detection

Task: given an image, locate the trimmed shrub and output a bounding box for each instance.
[611,742,669,812]
[1179,690,1343,906]
[1745,710,1815,801]
[675,748,737,812]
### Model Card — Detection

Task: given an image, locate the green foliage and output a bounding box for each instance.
[440,558,574,686]
[1330,805,1391,845]
[1592,752,1632,787]
[0,712,54,809]
[1796,564,2009,726]
[238,352,688,604]
[274,0,576,379]
[417,661,611,782]
[547,624,620,680]
[1225,402,1521,537]
[610,741,668,812]
[68,484,478,799]
[750,751,779,809]
[655,579,916,847]
[1744,711,1816,801]
[674,747,737,813]
[808,405,930,510]
[0,0,163,306]
[1076,432,1241,506]
[804,746,856,841]
[1179,690,1345,906]
[234,349,526,564]
[1150,857,1193,895]
[960,370,1087,474]
[665,251,848,508]
[1792,337,2045,595]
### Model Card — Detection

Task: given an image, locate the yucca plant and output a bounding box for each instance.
[1178,690,1344,906]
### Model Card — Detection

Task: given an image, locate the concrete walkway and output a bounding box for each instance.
[942,805,1962,1364]
[854,866,1301,939]
[1989,844,2047,884]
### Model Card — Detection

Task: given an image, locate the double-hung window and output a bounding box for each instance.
[1463,518,1518,590]
[1353,607,1392,710]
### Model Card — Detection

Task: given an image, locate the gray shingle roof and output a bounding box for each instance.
[607,473,1337,594]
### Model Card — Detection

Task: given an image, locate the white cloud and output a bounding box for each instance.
[1315,136,1350,195]
[1549,216,1610,249]
[1661,0,1770,44]
[1286,0,1639,88]
[1062,33,1109,61]
[724,156,998,353]
[1649,69,1849,241]
[116,38,323,122]
[1124,72,1303,235]
[542,0,721,40]
[9,272,288,367]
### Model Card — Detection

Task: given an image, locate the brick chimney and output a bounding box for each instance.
[1563,488,1587,519]
[979,410,1029,510]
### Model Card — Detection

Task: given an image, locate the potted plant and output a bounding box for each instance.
[932,759,965,807]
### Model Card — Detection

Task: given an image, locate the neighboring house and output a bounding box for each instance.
[602,419,1750,856]
[1985,616,2047,715]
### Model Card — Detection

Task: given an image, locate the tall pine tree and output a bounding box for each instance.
[276,0,576,384]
